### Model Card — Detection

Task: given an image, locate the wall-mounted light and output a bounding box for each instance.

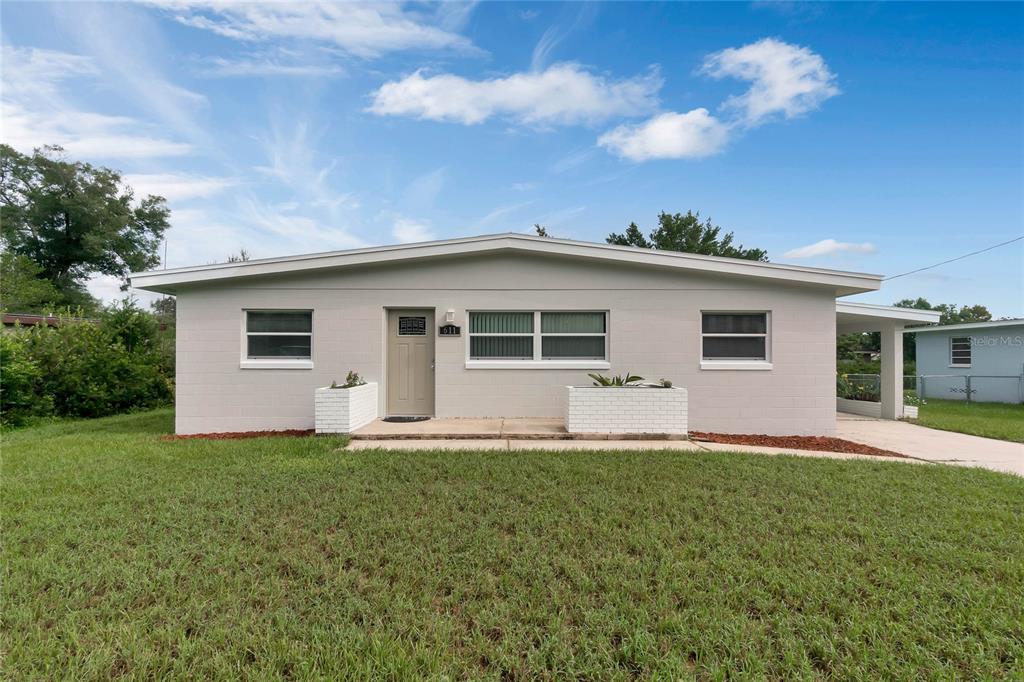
[446,309,455,323]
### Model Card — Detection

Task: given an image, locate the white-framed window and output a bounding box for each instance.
[467,311,608,367]
[242,310,313,367]
[700,311,771,369]
[950,336,972,367]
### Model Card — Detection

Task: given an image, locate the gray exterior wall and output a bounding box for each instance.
[915,325,1024,403]
[174,252,838,435]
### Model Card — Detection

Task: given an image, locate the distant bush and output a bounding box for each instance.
[0,299,173,426]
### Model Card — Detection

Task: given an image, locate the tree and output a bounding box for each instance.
[533,224,550,237]
[893,298,992,325]
[607,211,768,261]
[890,298,993,362]
[227,249,252,263]
[0,252,63,313]
[0,145,170,304]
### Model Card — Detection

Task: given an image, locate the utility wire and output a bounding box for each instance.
[883,235,1023,281]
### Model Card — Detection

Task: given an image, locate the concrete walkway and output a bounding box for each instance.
[837,413,1023,476]
[347,436,910,464]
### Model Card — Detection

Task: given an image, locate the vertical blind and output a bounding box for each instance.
[469,311,606,361]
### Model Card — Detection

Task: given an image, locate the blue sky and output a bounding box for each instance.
[2,1,1021,316]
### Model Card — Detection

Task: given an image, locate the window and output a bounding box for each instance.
[950,336,971,367]
[398,316,426,336]
[468,311,607,363]
[701,312,769,364]
[245,310,312,360]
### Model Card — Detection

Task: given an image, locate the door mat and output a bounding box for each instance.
[383,416,431,423]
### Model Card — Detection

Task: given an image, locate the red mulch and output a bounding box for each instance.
[689,431,903,458]
[161,429,316,441]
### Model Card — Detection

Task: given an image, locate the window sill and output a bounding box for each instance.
[240,359,314,370]
[948,365,971,369]
[700,361,773,371]
[465,360,611,370]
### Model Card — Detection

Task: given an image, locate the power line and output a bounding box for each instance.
[883,235,1023,281]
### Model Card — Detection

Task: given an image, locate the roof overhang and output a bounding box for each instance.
[130,232,884,296]
[836,301,942,333]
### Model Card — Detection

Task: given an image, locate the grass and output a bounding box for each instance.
[4,410,1023,679]
[912,397,1024,443]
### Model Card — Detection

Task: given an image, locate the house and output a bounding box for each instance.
[913,319,1024,403]
[130,233,939,436]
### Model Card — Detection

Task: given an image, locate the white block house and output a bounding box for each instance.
[130,233,939,435]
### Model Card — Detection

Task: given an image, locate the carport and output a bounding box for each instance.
[836,302,942,419]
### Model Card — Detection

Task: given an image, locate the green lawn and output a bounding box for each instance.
[4,410,1023,679]
[913,398,1024,443]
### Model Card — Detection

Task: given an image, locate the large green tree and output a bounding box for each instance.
[607,211,769,261]
[0,252,63,314]
[0,145,170,305]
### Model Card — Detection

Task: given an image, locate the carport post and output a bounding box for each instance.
[879,323,904,420]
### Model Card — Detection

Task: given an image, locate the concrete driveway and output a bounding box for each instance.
[837,413,1023,476]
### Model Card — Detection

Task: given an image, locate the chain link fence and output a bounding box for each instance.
[838,373,1024,404]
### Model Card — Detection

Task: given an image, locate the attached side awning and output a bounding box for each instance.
[835,302,942,420]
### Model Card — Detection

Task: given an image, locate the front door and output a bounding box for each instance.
[386,309,435,416]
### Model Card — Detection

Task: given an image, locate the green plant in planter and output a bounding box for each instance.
[330,370,367,389]
[658,378,673,388]
[588,372,644,387]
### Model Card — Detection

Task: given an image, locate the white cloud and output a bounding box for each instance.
[200,56,346,78]
[148,1,478,58]
[368,63,661,126]
[0,45,192,159]
[511,182,537,192]
[783,239,877,259]
[598,108,730,161]
[122,173,237,202]
[392,217,435,243]
[473,202,533,231]
[596,38,837,163]
[702,37,839,126]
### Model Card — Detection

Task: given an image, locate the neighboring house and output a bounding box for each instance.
[914,320,1024,403]
[130,233,937,436]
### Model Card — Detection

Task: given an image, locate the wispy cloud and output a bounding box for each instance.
[391,216,435,243]
[473,201,534,231]
[254,117,358,216]
[368,63,661,126]
[598,38,837,161]
[0,45,192,159]
[148,1,480,59]
[199,55,346,78]
[123,173,238,203]
[402,166,447,208]
[783,239,877,259]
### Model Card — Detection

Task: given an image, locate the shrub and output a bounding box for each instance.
[0,335,52,425]
[2,300,173,424]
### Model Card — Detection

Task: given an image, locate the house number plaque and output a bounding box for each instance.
[438,324,461,337]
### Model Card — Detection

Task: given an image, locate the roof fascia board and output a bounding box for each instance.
[131,233,883,295]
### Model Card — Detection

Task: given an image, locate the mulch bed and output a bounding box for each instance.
[689,431,903,458]
[161,429,316,441]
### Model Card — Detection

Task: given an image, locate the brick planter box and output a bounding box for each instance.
[565,386,688,435]
[315,383,378,434]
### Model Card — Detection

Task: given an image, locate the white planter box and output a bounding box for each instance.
[315,383,378,434]
[903,405,919,419]
[565,386,688,435]
[836,397,882,418]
